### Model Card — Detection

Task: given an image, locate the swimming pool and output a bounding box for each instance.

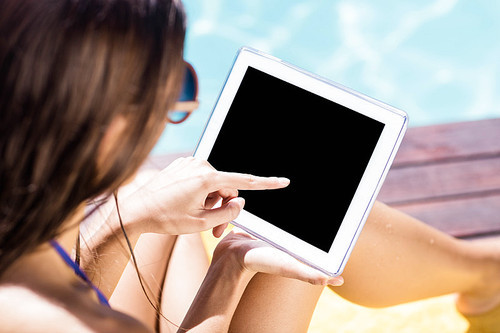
[152,0,500,155]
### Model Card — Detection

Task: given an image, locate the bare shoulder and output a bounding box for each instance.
[0,285,151,333]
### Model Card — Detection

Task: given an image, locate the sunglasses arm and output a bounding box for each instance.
[173,100,200,113]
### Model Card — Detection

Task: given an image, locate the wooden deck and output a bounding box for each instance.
[148,117,500,240]
[377,117,500,239]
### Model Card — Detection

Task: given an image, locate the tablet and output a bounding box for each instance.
[194,47,408,276]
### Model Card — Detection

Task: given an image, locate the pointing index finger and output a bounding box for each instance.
[214,172,290,191]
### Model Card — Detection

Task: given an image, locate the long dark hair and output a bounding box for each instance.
[0,0,186,276]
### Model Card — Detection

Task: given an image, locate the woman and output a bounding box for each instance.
[0,0,340,331]
[1,0,499,332]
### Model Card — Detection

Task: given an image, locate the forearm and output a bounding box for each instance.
[81,199,180,333]
[180,254,255,332]
[110,233,177,331]
[80,194,146,297]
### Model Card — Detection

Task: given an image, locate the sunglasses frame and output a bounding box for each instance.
[168,61,199,124]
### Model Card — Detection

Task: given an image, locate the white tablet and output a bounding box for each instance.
[194,47,408,276]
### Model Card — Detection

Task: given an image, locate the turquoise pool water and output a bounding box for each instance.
[153,0,500,155]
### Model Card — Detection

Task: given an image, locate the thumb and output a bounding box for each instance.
[202,197,245,228]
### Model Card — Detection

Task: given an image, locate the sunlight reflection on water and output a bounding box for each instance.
[153,0,500,155]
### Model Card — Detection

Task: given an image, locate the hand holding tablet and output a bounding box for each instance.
[195,47,408,277]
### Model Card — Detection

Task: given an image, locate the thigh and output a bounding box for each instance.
[229,273,324,333]
[159,232,323,333]
[159,232,210,333]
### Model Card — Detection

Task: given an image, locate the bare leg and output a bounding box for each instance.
[160,231,324,333]
[159,233,210,333]
[229,274,324,333]
[333,201,500,315]
[158,201,500,332]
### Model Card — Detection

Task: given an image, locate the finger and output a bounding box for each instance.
[204,192,221,209]
[210,172,290,192]
[329,276,344,287]
[212,222,229,238]
[225,230,344,286]
[227,231,344,287]
[201,197,245,227]
[205,188,239,209]
[241,245,343,286]
[219,188,239,201]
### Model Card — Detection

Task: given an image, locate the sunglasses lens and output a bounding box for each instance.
[169,111,190,123]
[178,65,196,102]
[169,62,198,124]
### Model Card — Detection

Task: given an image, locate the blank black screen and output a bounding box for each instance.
[208,67,384,252]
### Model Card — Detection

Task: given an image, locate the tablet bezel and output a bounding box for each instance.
[194,47,408,276]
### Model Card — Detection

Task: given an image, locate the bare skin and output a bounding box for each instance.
[5,159,500,332]
[0,208,151,333]
[206,202,500,332]
[0,180,338,333]
[337,201,500,315]
[84,164,500,332]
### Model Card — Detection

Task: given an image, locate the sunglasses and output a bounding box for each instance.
[168,61,199,124]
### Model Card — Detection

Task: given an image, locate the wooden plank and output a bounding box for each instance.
[378,156,500,205]
[388,194,500,238]
[143,119,500,239]
[392,118,500,167]
[378,118,500,238]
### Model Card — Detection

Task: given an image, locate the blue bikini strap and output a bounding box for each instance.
[50,240,110,307]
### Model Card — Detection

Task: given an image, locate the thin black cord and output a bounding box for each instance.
[113,191,188,332]
[75,231,80,267]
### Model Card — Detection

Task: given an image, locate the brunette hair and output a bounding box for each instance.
[0,0,186,275]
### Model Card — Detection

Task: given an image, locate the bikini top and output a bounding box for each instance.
[50,240,110,307]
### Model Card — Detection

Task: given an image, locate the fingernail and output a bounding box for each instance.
[278,177,290,186]
[328,276,344,286]
[230,197,245,208]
